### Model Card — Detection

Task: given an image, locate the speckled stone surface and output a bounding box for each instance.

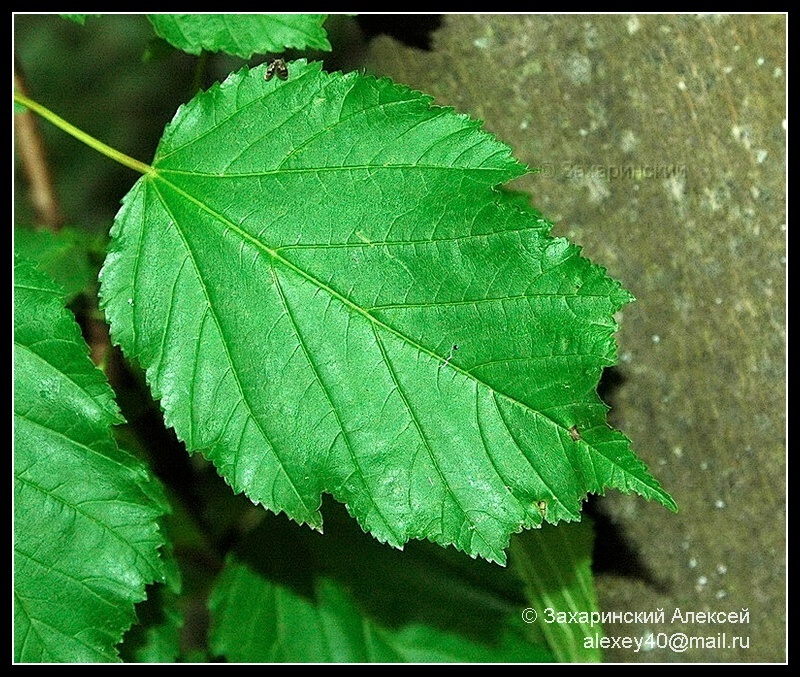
[365,14,785,662]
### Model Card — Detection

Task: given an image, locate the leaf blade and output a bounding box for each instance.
[147,14,331,58]
[208,559,549,663]
[100,60,674,565]
[14,257,165,662]
[511,520,605,662]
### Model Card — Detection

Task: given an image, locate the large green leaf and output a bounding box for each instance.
[209,561,548,663]
[147,14,331,58]
[100,60,675,566]
[14,257,165,662]
[205,497,546,662]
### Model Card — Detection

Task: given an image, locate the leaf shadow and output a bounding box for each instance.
[355,14,443,51]
[589,366,671,594]
[230,496,528,646]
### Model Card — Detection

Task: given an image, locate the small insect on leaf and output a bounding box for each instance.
[536,500,548,519]
[440,344,459,369]
[568,425,581,442]
[264,58,289,81]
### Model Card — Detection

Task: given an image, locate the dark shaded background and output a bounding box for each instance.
[14,13,786,663]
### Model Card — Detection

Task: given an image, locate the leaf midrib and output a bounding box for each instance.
[14,415,160,574]
[155,173,511,398]
[149,173,655,512]
[160,171,649,451]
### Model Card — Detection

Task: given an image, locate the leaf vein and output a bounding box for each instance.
[490,391,576,517]
[372,325,497,556]
[14,442,158,575]
[150,181,317,519]
[270,266,403,546]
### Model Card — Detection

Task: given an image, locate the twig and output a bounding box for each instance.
[14,71,65,230]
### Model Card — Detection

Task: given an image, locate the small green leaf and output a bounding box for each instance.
[100,60,674,567]
[59,14,101,25]
[511,520,604,662]
[147,14,331,58]
[14,226,104,301]
[14,257,165,662]
[120,585,184,663]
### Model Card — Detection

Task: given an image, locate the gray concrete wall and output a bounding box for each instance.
[365,14,785,662]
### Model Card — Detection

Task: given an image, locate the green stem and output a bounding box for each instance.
[14,91,154,176]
